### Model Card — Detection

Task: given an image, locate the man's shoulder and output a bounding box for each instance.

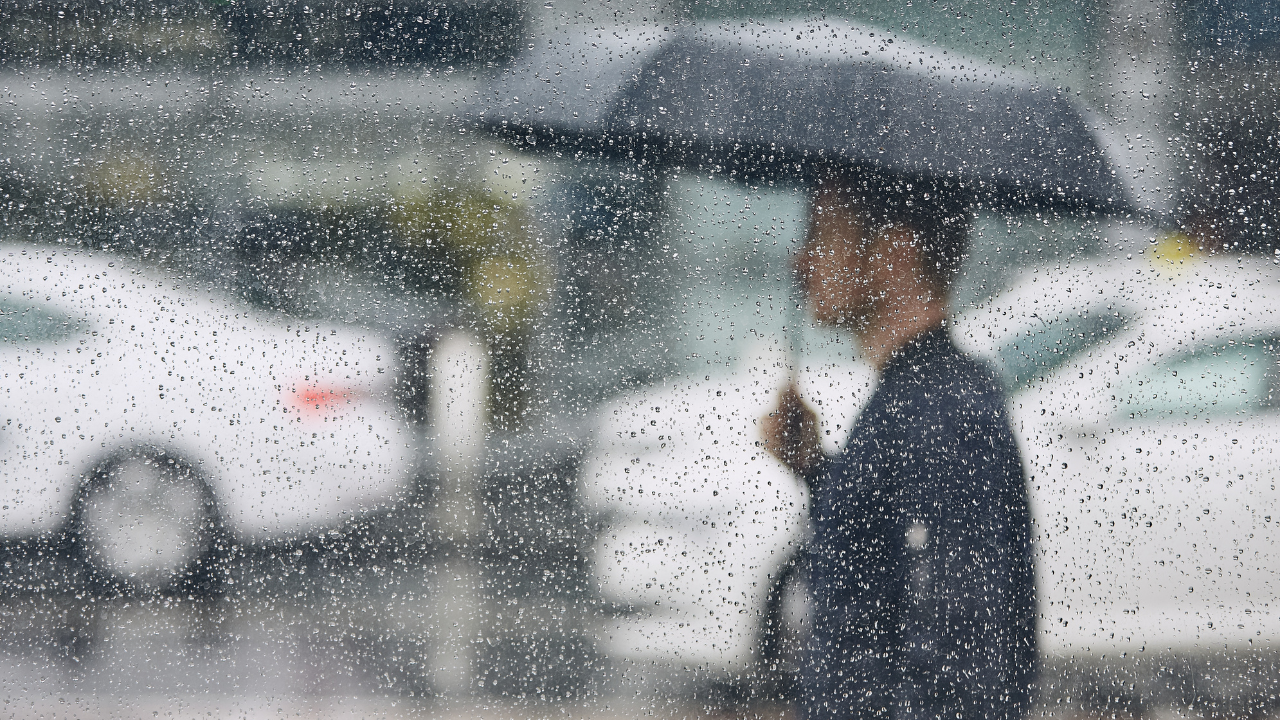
[882,343,1006,416]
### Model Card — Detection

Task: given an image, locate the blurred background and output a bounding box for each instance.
[1,0,1279,718]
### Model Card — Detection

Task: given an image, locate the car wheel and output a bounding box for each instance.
[68,449,226,598]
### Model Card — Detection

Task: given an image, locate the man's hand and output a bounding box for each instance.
[760,383,824,477]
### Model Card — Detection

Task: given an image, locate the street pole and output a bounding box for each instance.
[1098,0,1178,219]
[427,330,489,698]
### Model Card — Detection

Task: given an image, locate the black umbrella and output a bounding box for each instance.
[471,20,1135,214]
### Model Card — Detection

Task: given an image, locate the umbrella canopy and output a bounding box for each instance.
[472,20,1136,214]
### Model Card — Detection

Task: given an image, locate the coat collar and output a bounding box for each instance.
[879,323,953,382]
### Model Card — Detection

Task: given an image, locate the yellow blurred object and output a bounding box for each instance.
[469,254,549,333]
[393,187,550,334]
[84,153,163,207]
[393,189,525,258]
[1150,232,1200,270]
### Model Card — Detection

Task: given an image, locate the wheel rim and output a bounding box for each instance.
[79,455,212,588]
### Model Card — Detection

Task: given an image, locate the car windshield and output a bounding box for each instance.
[6,1,1280,719]
[994,310,1130,390]
[0,298,83,344]
[1118,337,1280,419]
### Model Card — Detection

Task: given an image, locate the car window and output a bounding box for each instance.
[0,297,82,344]
[1117,337,1280,420]
[994,310,1129,390]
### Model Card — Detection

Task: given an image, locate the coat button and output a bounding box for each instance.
[906,520,928,551]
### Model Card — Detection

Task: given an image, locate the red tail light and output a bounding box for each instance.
[289,385,362,419]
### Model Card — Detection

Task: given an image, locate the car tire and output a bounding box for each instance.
[67,448,228,599]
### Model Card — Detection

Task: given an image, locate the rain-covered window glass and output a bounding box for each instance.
[5,0,1280,718]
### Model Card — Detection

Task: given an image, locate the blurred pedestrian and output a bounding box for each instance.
[762,174,1037,720]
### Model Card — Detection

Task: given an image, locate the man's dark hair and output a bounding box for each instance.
[815,170,972,291]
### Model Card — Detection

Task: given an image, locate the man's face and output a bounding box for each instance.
[795,197,877,328]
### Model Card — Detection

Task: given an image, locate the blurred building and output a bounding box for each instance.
[1179,0,1280,252]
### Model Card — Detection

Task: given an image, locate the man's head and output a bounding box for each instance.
[796,175,969,329]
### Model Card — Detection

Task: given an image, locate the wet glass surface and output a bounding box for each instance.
[2,2,1280,719]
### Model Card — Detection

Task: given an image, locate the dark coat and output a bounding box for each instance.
[801,326,1037,720]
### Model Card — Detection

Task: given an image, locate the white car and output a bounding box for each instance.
[955,241,1280,655]
[579,239,1280,678]
[0,243,417,595]
[577,342,872,679]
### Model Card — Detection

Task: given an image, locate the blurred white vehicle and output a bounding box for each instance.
[0,243,416,594]
[954,239,1280,654]
[580,237,1280,677]
[577,344,873,679]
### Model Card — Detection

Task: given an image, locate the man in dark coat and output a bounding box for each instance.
[762,177,1037,720]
